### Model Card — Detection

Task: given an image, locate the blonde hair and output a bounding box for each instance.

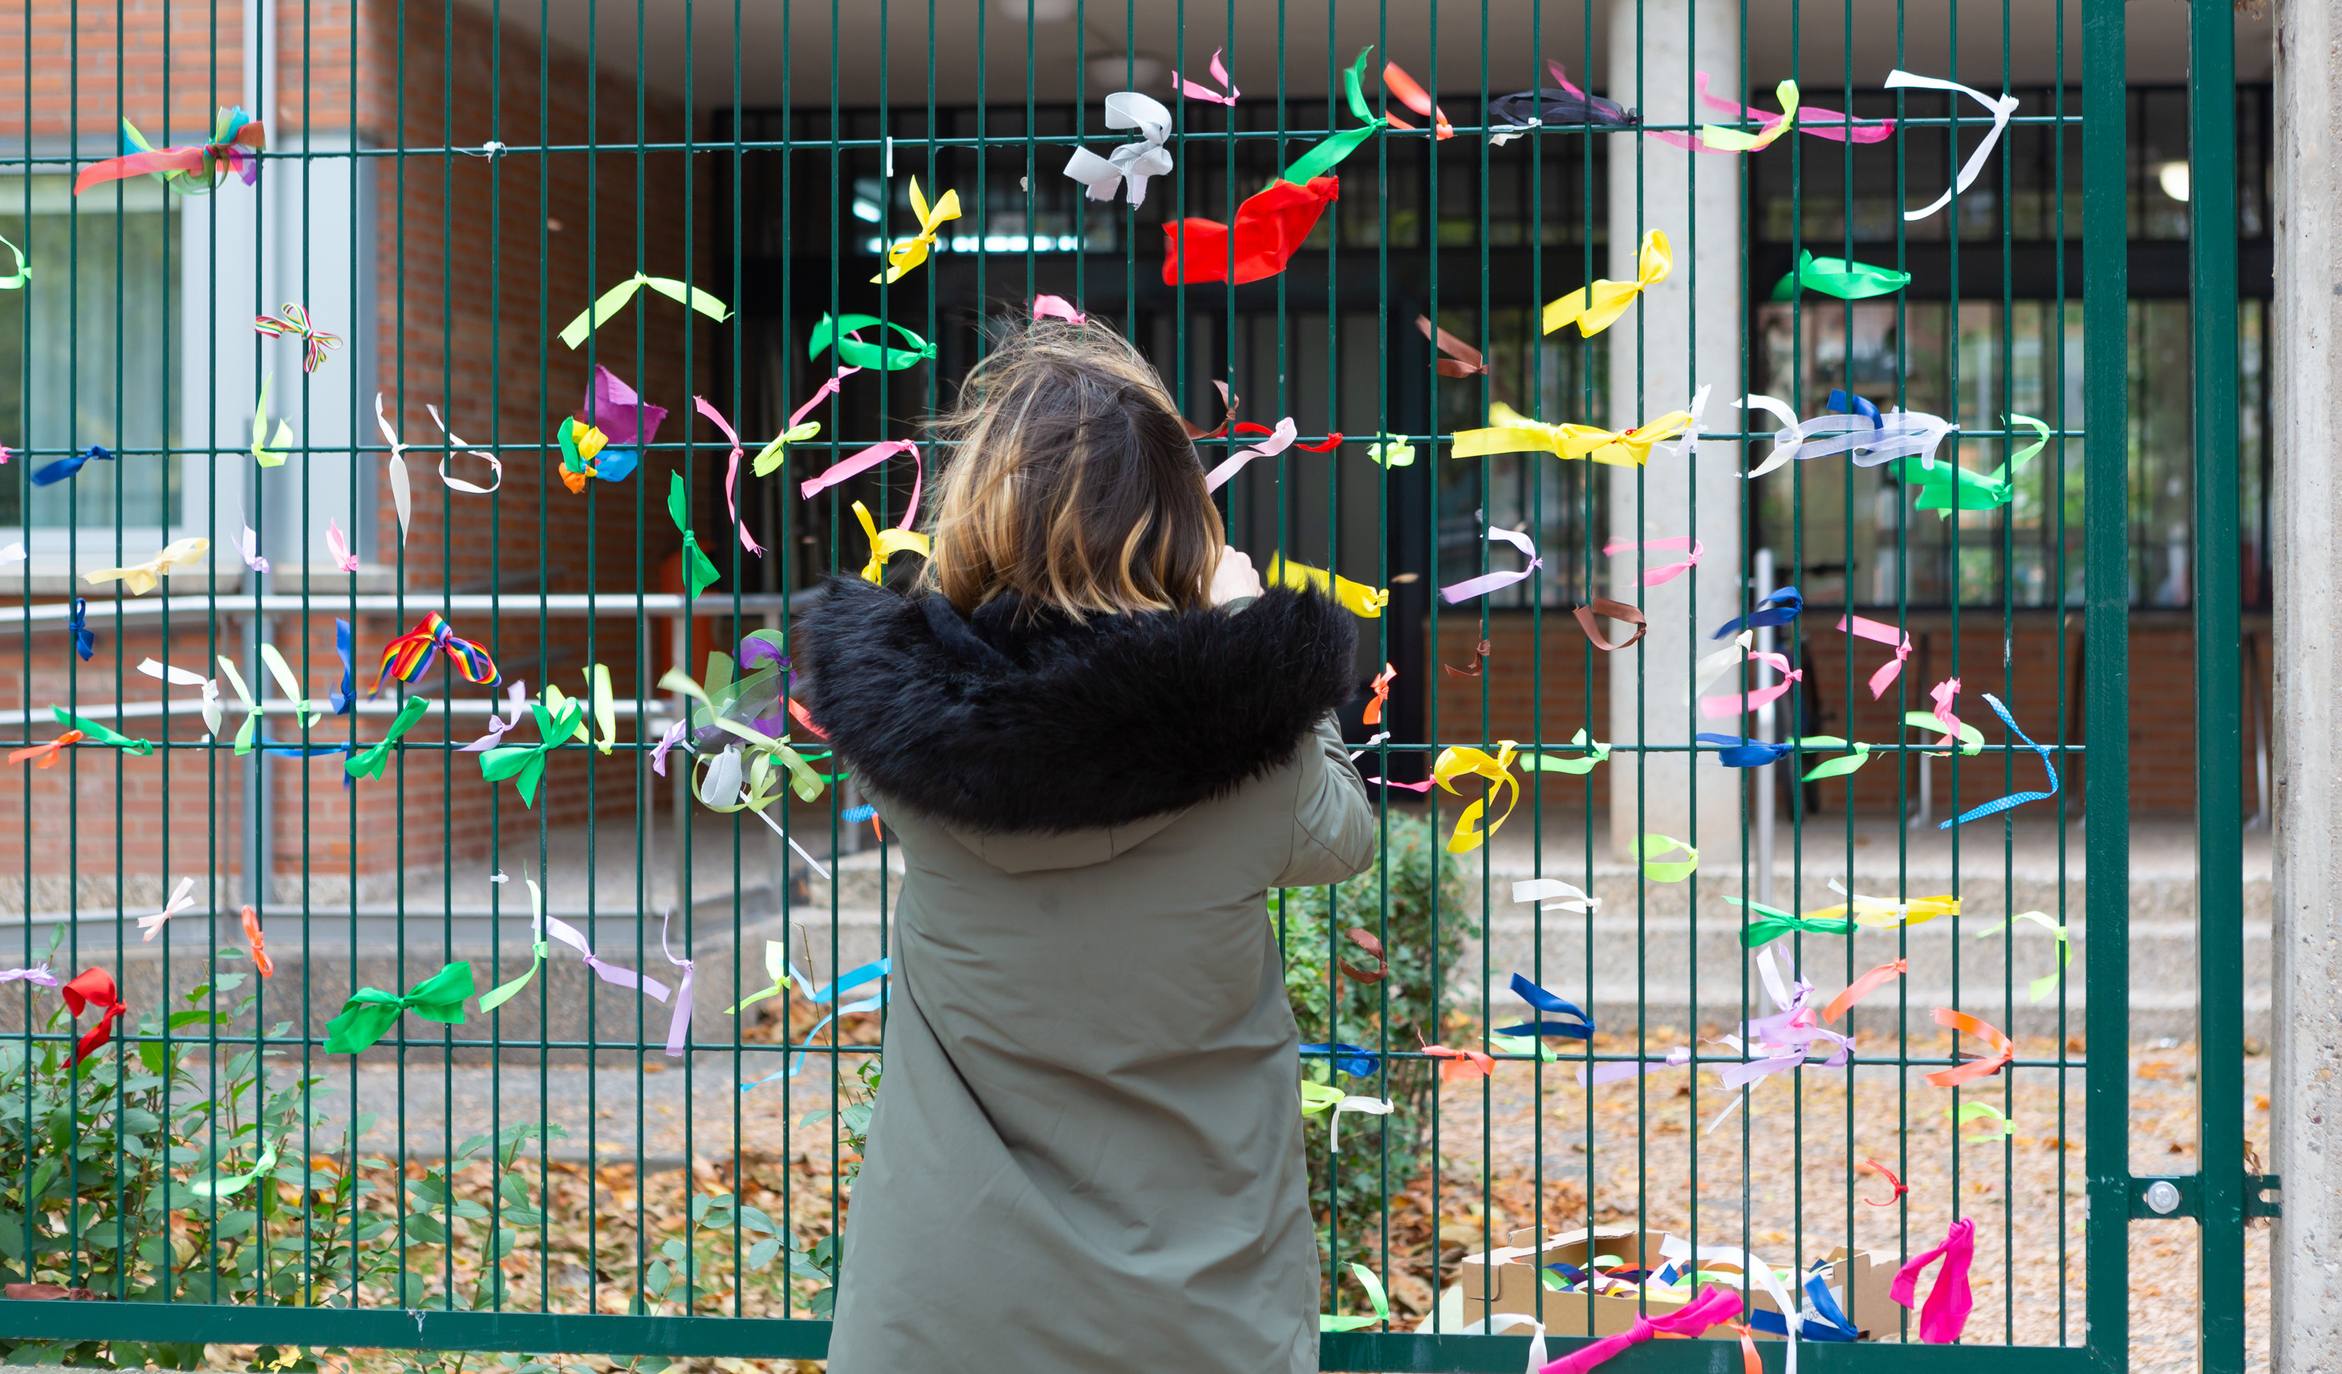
[921,319,1223,619]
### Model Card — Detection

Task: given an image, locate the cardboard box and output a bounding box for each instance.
[1455,1225,1901,1342]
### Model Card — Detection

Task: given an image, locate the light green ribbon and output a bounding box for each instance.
[1793,735,1872,781]
[1902,412,2051,517]
[186,1136,281,1201]
[250,372,294,467]
[1282,48,1380,184]
[215,645,321,756]
[1635,833,1698,883]
[51,705,155,756]
[1519,729,1611,776]
[1319,1262,1392,1332]
[479,700,586,808]
[323,961,474,1054]
[478,874,551,1011]
[0,233,28,290]
[345,696,433,781]
[661,666,827,806]
[1769,249,1912,301]
[559,271,731,350]
[808,314,935,372]
[1903,710,1987,754]
[667,472,722,600]
[751,420,821,477]
[1364,434,1415,468]
[1975,909,2071,1003]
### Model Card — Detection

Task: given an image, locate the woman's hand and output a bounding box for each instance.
[1209,547,1264,606]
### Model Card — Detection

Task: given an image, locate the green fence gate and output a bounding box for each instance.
[0,0,2261,1369]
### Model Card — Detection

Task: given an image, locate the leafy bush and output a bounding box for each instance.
[1273,809,1472,1273]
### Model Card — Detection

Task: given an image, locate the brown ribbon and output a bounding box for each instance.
[1444,638,1492,677]
[1416,315,1488,378]
[1573,598,1648,651]
[1337,927,1387,983]
[1182,379,1239,439]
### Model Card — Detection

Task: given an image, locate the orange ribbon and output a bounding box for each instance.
[8,729,83,769]
[1363,663,1396,726]
[1422,1043,1495,1082]
[1924,1008,2015,1087]
[240,904,275,979]
[1822,957,1908,1022]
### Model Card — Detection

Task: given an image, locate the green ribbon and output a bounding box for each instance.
[1282,48,1379,184]
[809,314,935,372]
[186,1136,280,1201]
[1768,250,1912,301]
[1519,729,1610,776]
[1792,735,1871,781]
[668,472,722,600]
[0,233,28,290]
[345,696,433,782]
[1902,710,1986,754]
[479,700,586,808]
[478,875,551,1012]
[1318,1261,1392,1332]
[1731,897,1856,949]
[323,961,474,1054]
[51,706,155,755]
[1901,412,2050,517]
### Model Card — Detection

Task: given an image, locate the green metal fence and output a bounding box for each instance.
[0,0,2259,1369]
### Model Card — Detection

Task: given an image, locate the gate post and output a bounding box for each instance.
[2271,0,2342,1365]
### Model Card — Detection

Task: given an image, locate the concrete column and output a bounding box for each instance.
[2271,0,2342,1366]
[1603,0,1745,869]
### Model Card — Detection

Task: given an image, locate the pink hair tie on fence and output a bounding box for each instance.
[1029,294,1086,324]
[1601,533,1703,587]
[1838,612,1914,697]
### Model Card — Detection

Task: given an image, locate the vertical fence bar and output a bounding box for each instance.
[2188,1,2245,1369]
[2081,0,2133,1368]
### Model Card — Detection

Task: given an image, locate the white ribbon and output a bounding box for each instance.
[374,392,413,544]
[1885,70,2021,223]
[138,875,199,942]
[138,657,223,736]
[1737,393,1956,478]
[1656,1236,1803,1374]
[1452,1313,1547,1372]
[1063,92,1175,206]
[1511,877,1597,913]
[424,402,505,495]
[1688,631,1755,703]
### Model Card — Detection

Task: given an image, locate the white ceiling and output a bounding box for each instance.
[476,0,2272,110]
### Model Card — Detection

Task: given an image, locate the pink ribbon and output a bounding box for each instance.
[1602,534,1702,587]
[788,365,857,433]
[1030,294,1086,324]
[799,440,924,528]
[1892,1217,1976,1343]
[137,876,200,941]
[458,681,530,754]
[695,396,762,556]
[649,718,689,777]
[544,912,670,1003]
[1539,1284,1744,1374]
[1441,526,1541,603]
[1930,676,1963,740]
[0,964,59,988]
[1201,416,1296,491]
[659,910,694,1057]
[1171,47,1239,105]
[1839,613,1913,697]
[327,518,360,573]
[1698,650,1802,718]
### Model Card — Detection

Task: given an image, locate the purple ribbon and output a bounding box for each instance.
[0,964,60,988]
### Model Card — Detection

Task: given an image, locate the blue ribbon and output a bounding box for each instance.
[329,618,356,715]
[1826,387,1885,430]
[1710,585,1803,639]
[1300,1041,1381,1079]
[741,957,892,1091]
[1493,972,1594,1040]
[1940,691,2058,829]
[839,803,876,824]
[30,444,114,488]
[1746,1271,1863,1340]
[1699,732,1790,768]
[68,597,94,661]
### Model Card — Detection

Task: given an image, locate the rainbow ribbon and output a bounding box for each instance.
[252,303,342,374]
[373,613,500,695]
[73,105,264,197]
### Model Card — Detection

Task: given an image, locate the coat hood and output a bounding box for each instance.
[792,577,1357,836]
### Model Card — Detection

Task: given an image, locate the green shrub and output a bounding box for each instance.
[1273,809,1473,1276]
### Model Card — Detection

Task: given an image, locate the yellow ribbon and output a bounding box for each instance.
[751,421,821,477]
[87,537,211,596]
[870,177,963,286]
[1816,889,1962,929]
[571,422,609,464]
[250,372,295,467]
[544,664,619,755]
[1431,741,1520,854]
[853,500,930,583]
[1700,79,1801,152]
[1264,554,1389,618]
[1541,229,1672,337]
[1450,401,1695,468]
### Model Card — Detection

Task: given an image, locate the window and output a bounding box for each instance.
[0,174,182,533]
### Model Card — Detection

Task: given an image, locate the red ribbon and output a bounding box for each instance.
[1858,1157,1909,1207]
[1233,420,1344,452]
[1891,1217,1976,1342]
[1162,176,1340,286]
[60,967,125,1064]
[1538,1284,1744,1374]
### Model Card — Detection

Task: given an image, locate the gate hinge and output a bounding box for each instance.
[2127,1173,2282,1220]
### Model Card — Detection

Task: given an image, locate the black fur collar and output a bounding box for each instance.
[792,578,1356,833]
